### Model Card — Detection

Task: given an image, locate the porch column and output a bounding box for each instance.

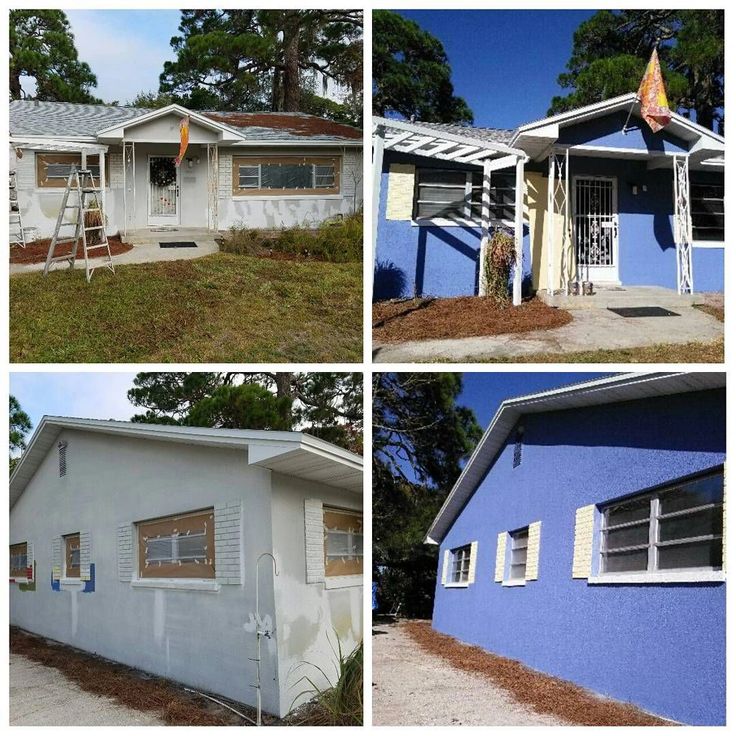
[478,158,492,296]
[546,153,555,293]
[371,125,385,293]
[98,149,108,235]
[673,154,693,294]
[512,156,525,306]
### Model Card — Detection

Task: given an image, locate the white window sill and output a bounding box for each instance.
[444,582,469,588]
[232,193,342,202]
[588,570,725,585]
[502,579,527,587]
[324,574,363,590]
[131,578,221,592]
[692,241,724,249]
[60,578,84,587]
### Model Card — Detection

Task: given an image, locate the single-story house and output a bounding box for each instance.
[9,417,363,719]
[427,372,725,725]
[373,94,724,302]
[9,100,363,239]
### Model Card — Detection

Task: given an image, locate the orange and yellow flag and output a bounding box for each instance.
[637,48,671,133]
[175,116,190,167]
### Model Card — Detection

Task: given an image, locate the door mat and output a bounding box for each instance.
[160,241,197,248]
[608,306,680,318]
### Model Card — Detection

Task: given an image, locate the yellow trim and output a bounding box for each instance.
[572,505,596,579]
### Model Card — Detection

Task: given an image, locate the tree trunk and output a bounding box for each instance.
[282,14,301,112]
[9,67,22,99]
[274,372,295,426]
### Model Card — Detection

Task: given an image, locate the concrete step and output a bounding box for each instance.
[541,293,704,310]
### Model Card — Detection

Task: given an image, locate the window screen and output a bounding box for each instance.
[324,508,363,577]
[64,533,80,578]
[233,156,339,195]
[137,509,215,579]
[600,469,723,575]
[10,543,28,578]
[690,182,724,242]
[450,544,471,583]
[508,527,529,579]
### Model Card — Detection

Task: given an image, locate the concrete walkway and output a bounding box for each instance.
[10,653,164,726]
[372,623,569,726]
[373,305,722,363]
[10,241,219,275]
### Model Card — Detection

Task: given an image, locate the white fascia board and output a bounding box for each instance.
[230,139,362,147]
[10,134,99,145]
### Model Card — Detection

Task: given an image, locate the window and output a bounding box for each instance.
[64,534,81,578]
[449,544,471,584]
[414,168,515,222]
[58,441,67,477]
[690,182,724,242]
[508,527,529,580]
[599,469,723,575]
[10,543,28,578]
[137,509,215,579]
[35,153,109,188]
[232,156,340,196]
[324,508,363,577]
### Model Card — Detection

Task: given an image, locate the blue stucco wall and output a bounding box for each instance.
[432,389,726,726]
[373,153,531,301]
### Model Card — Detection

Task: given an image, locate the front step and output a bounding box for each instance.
[540,288,705,310]
[125,229,219,246]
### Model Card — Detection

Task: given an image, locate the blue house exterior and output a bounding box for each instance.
[427,373,726,726]
[374,95,724,301]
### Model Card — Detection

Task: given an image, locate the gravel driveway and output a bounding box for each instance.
[372,623,570,726]
[10,654,165,726]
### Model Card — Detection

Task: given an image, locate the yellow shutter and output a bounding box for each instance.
[494,532,507,582]
[385,164,415,220]
[525,521,542,580]
[441,549,450,586]
[572,505,596,579]
[468,541,478,584]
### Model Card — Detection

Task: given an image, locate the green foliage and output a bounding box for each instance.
[372,10,473,123]
[372,373,481,617]
[484,230,515,304]
[128,372,362,454]
[291,637,362,726]
[221,211,363,263]
[551,10,723,131]
[159,10,362,113]
[10,10,100,102]
[128,90,176,109]
[10,395,32,473]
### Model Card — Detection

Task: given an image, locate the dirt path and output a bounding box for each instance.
[372,623,569,726]
[10,654,165,726]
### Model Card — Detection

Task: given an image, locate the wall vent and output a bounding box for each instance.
[513,426,524,468]
[58,441,68,477]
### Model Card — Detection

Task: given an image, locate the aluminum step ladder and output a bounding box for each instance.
[43,169,114,282]
[9,170,26,248]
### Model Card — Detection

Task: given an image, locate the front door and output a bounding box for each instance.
[574,176,619,283]
[148,155,180,226]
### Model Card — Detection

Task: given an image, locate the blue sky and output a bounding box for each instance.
[10,373,139,434]
[396,9,596,128]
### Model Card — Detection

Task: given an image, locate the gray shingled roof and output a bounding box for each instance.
[9,100,362,143]
[418,121,515,145]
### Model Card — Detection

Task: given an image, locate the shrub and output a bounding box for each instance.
[483,230,516,303]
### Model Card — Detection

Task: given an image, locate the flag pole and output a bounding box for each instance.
[622,40,661,135]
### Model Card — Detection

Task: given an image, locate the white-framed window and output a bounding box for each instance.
[413,168,515,222]
[599,469,723,576]
[508,527,529,580]
[64,533,81,578]
[232,156,340,195]
[449,544,471,584]
[690,181,724,242]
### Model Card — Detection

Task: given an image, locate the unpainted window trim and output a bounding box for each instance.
[231,155,341,196]
[10,542,29,579]
[324,507,363,578]
[35,153,110,189]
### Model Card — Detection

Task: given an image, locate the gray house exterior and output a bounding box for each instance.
[9,417,363,718]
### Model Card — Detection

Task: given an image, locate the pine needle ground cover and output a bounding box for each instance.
[10,253,361,363]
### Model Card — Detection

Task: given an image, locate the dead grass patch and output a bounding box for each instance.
[10,236,133,264]
[403,621,670,726]
[695,303,724,323]
[373,297,571,343]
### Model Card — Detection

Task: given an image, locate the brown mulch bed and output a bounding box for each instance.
[373,296,572,343]
[403,621,670,727]
[10,626,254,726]
[10,236,133,265]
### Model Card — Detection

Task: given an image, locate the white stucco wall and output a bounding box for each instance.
[9,429,285,715]
[270,473,363,713]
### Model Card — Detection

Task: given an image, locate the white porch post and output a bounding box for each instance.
[99,149,108,235]
[122,139,127,238]
[673,154,693,294]
[546,153,555,294]
[371,125,385,286]
[479,159,492,296]
[512,156,525,306]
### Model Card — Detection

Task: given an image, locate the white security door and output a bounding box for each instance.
[574,177,619,283]
[148,155,180,226]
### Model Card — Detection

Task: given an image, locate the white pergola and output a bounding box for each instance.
[372,117,529,305]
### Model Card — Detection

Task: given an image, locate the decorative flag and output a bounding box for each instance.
[175,115,190,167]
[637,48,672,133]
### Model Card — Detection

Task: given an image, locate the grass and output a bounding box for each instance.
[10,253,362,363]
[480,337,724,363]
[221,211,363,263]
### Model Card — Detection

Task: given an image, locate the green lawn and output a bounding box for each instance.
[10,254,362,363]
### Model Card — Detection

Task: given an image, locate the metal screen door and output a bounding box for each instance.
[574,177,618,282]
[148,156,179,226]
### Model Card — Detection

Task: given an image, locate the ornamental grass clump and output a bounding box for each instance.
[484,230,516,304]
